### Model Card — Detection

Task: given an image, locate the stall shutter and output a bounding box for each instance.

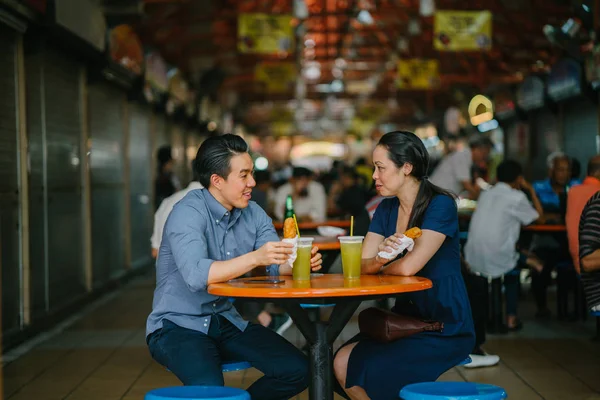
[89,83,126,285]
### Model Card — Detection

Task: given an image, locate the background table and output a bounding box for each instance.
[273,220,351,231]
[209,274,432,400]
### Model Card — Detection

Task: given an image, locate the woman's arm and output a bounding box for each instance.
[381,229,446,276]
[360,231,399,274]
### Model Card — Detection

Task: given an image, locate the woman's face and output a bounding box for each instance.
[372,145,411,196]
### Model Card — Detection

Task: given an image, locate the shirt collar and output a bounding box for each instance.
[494,182,512,190]
[203,188,242,226]
[188,181,203,190]
[203,188,231,224]
[583,176,600,186]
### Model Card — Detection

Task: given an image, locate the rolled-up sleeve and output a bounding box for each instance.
[253,207,281,276]
[165,203,214,292]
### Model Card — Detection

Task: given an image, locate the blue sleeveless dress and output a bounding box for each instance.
[343,195,475,399]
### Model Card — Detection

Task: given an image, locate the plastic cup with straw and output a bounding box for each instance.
[292,214,313,280]
[339,215,363,279]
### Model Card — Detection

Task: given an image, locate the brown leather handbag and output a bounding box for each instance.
[358,307,444,343]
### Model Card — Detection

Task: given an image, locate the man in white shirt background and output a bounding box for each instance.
[151,173,203,259]
[430,135,493,199]
[274,167,327,222]
[463,160,543,368]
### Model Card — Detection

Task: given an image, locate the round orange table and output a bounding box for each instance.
[209,274,432,400]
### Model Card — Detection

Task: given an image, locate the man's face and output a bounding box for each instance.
[215,153,256,209]
[551,158,571,186]
[471,145,491,165]
[292,176,310,197]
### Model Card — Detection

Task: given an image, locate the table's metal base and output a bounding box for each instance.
[283,300,361,400]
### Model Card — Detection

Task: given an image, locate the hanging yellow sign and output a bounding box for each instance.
[255,62,297,92]
[434,10,492,51]
[397,59,440,90]
[238,13,294,55]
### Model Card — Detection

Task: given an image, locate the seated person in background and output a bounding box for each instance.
[566,155,600,274]
[464,160,543,366]
[147,134,323,397]
[430,134,493,199]
[273,166,327,222]
[151,166,203,259]
[327,166,370,235]
[251,169,273,215]
[579,191,600,312]
[533,152,572,222]
[333,131,474,399]
[531,152,573,318]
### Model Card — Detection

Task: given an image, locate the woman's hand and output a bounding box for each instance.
[378,233,404,254]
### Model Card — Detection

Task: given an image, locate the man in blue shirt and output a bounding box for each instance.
[531,152,576,318]
[146,134,322,399]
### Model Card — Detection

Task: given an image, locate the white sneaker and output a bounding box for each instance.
[591,304,600,312]
[464,353,500,368]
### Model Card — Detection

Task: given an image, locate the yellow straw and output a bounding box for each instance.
[293,214,301,238]
[350,215,354,236]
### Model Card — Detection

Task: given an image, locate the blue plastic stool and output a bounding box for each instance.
[400,382,507,400]
[300,303,336,309]
[456,357,472,366]
[221,361,251,373]
[145,386,250,400]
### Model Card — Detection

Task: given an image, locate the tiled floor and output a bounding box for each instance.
[3,273,600,400]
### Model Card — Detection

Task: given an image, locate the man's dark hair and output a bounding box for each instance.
[468,135,494,149]
[193,134,248,188]
[292,167,313,179]
[496,160,523,184]
[587,156,600,177]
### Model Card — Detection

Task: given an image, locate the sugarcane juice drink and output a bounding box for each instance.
[293,238,314,281]
[339,236,364,280]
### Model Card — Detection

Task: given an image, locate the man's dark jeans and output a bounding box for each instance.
[147,315,309,400]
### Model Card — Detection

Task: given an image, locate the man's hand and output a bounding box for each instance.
[253,242,293,266]
[279,245,323,275]
[519,177,534,192]
[151,248,158,259]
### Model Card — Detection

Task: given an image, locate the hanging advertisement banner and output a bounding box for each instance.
[255,62,297,92]
[238,13,294,55]
[434,10,492,51]
[397,59,440,90]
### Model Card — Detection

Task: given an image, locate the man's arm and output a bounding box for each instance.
[460,180,481,199]
[167,204,292,292]
[581,250,600,272]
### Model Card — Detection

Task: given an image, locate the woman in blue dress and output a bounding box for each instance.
[333,131,475,400]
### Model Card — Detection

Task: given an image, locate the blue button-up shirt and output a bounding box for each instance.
[146,188,280,337]
[533,178,581,214]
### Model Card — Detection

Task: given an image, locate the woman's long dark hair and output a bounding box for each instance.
[378,131,456,228]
